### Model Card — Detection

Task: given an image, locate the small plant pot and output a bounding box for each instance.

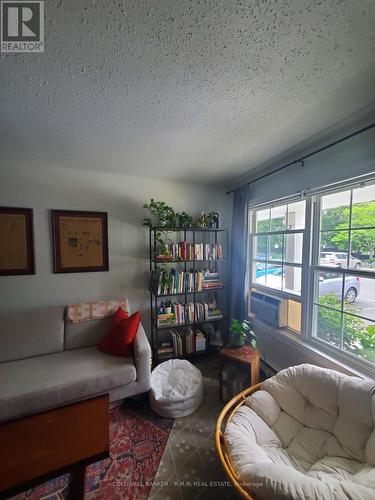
[229,332,245,348]
[164,307,172,314]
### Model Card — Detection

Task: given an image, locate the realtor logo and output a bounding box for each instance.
[1,1,44,52]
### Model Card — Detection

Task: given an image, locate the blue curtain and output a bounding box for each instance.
[229,185,249,322]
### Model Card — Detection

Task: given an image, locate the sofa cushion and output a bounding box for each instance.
[0,307,64,363]
[0,346,136,422]
[64,315,113,350]
[98,311,140,357]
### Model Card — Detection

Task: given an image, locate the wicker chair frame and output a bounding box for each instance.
[215,383,261,499]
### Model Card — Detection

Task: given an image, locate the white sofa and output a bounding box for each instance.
[0,306,152,423]
[224,364,375,500]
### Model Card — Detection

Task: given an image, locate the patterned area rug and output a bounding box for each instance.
[12,399,173,500]
[149,370,237,499]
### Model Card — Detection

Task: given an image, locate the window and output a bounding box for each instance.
[248,179,375,371]
[311,183,375,366]
[249,199,306,332]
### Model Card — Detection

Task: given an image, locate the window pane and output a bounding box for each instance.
[283,265,301,295]
[254,236,267,260]
[352,184,375,228]
[343,316,375,364]
[269,234,283,261]
[315,304,342,347]
[316,271,344,310]
[321,190,350,230]
[287,201,306,230]
[265,264,282,290]
[256,209,270,232]
[254,262,266,286]
[345,276,375,321]
[284,233,303,264]
[348,229,375,272]
[271,205,286,231]
[320,231,349,267]
[288,300,301,333]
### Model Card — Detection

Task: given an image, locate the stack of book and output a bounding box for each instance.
[157,341,174,359]
[202,271,223,290]
[157,312,176,326]
[159,241,223,261]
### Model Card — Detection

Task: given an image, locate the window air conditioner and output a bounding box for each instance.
[250,290,288,328]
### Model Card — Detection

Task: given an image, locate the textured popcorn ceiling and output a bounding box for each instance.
[1,0,375,186]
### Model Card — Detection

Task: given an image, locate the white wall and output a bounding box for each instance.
[0,164,231,337]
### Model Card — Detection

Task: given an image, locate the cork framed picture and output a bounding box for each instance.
[51,210,109,273]
[0,207,35,276]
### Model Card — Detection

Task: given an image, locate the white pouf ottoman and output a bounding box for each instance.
[149,359,203,418]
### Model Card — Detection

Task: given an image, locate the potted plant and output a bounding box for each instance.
[229,319,257,349]
[164,299,172,314]
[142,199,176,228]
[207,211,219,228]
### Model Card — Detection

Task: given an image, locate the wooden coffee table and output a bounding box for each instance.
[0,395,109,499]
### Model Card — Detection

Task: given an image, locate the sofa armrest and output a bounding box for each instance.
[133,322,152,390]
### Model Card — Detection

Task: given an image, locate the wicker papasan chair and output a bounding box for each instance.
[215,363,375,500]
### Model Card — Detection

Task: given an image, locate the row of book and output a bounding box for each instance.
[202,271,223,289]
[156,242,223,261]
[157,300,223,326]
[157,327,207,358]
[151,269,223,295]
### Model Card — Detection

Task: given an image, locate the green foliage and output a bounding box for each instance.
[142,199,176,228]
[317,294,375,362]
[229,319,257,349]
[256,217,284,259]
[143,199,218,230]
[322,203,375,257]
[197,211,219,228]
[176,211,193,228]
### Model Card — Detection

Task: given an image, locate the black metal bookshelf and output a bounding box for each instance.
[149,227,228,362]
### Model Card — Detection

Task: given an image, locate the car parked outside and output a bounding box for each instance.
[320,252,362,269]
[319,272,360,303]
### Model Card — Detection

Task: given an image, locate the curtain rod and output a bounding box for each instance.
[225,122,375,195]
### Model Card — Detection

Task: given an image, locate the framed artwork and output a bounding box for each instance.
[0,207,35,276]
[52,210,109,273]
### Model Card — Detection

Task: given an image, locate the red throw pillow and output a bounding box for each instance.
[111,306,129,326]
[98,310,140,357]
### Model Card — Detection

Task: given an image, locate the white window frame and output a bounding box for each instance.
[248,177,375,376]
[248,196,312,336]
[306,181,375,373]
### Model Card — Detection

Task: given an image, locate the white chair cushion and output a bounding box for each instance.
[224,363,375,500]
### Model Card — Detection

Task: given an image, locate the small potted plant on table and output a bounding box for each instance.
[229,319,257,349]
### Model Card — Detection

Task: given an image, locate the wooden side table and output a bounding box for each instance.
[219,345,260,402]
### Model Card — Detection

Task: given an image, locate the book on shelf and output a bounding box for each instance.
[155,241,223,262]
[168,327,207,357]
[157,313,176,326]
[156,299,223,326]
[150,268,223,295]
